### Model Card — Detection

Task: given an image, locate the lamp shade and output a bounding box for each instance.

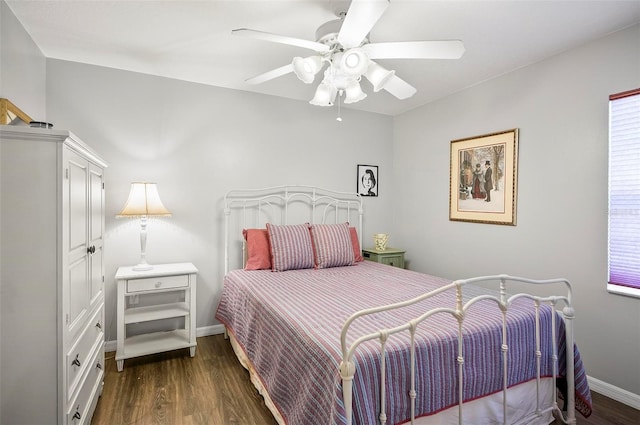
[309,83,337,106]
[364,61,395,92]
[116,182,171,217]
[340,48,369,76]
[344,79,367,104]
[292,56,323,84]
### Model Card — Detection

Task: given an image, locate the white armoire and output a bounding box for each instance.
[1,126,107,424]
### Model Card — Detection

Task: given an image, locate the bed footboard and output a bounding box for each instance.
[339,274,578,425]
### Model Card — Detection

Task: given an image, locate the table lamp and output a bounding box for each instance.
[116,182,171,270]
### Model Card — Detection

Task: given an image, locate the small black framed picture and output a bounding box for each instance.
[357,165,378,197]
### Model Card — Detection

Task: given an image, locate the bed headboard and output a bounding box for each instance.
[223,185,363,274]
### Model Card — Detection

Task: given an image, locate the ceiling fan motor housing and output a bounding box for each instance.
[315,18,369,48]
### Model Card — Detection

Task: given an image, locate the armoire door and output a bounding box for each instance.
[89,163,105,311]
[63,147,90,340]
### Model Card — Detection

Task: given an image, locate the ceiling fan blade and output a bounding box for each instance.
[245,64,294,85]
[232,28,330,53]
[363,40,465,59]
[383,75,417,100]
[337,0,389,49]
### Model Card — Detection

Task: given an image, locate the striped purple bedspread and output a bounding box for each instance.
[215,261,591,425]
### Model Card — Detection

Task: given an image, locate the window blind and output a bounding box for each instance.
[608,89,640,291]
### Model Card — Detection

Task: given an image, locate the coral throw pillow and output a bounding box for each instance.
[242,229,271,270]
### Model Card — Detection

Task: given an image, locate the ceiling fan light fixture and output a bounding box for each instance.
[309,82,337,106]
[340,48,369,76]
[344,79,367,104]
[364,61,395,92]
[292,56,323,84]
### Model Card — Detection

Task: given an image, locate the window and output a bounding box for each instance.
[608,88,640,298]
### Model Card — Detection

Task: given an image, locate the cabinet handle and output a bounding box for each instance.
[96,362,103,370]
[95,321,102,330]
[71,354,81,367]
[72,408,81,421]
[87,245,96,254]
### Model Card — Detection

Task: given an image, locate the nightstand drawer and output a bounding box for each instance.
[127,274,189,293]
[380,255,404,268]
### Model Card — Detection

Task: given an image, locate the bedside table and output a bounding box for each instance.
[362,248,406,268]
[115,262,198,371]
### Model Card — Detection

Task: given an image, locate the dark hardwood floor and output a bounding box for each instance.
[93,334,639,425]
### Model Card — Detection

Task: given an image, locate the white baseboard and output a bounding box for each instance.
[196,324,225,337]
[587,376,640,410]
[104,324,226,353]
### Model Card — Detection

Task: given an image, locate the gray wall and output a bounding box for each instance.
[393,24,640,396]
[0,1,47,420]
[0,0,46,120]
[45,59,394,343]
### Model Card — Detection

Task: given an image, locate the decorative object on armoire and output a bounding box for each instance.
[449,128,519,226]
[116,182,172,271]
[29,120,53,128]
[0,126,107,424]
[373,233,389,251]
[0,98,33,125]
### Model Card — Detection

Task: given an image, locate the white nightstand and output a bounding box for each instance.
[115,262,198,371]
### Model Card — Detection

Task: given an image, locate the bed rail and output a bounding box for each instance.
[223,185,363,274]
[339,274,576,425]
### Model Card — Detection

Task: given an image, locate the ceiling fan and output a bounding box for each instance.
[232,0,465,107]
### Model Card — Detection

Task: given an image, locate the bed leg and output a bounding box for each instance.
[340,360,356,425]
[563,306,577,424]
[556,378,568,412]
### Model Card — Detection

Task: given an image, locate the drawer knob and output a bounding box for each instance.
[155,281,162,288]
[71,354,81,368]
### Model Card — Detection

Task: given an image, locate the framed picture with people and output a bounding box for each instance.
[357,165,378,197]
[449,129,519,225]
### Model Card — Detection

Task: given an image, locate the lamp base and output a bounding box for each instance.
[132,263,153,271]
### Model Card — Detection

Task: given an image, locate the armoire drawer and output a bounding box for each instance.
[66,343,104,425]
[127,274,189,293]
[66,306,104,401]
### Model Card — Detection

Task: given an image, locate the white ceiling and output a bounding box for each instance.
[7,0,640,116]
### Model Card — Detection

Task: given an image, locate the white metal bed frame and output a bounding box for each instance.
[224,185,363,275]
[222,185,578,425]
[339,275,577,425]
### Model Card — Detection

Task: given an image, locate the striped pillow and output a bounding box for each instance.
[310,223,355,269]
[266,223,315,271]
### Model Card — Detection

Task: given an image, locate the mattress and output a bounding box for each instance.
[216,261,591,425]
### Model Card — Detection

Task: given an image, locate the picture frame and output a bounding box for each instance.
[449,129,519,225]
[357,164,378,197]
